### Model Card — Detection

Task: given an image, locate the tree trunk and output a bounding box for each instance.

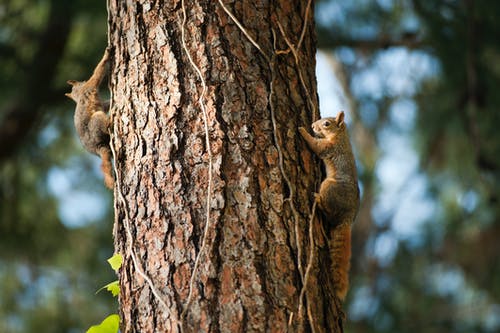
[108,0,343,332]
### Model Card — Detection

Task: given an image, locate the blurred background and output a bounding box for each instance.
[0,0,499,332]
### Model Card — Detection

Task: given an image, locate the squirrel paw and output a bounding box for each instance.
[298,127,308,137]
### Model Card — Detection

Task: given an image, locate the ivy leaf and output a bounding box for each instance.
[107,253,123,271]
[86,314,120,333]
[96,280,120,297]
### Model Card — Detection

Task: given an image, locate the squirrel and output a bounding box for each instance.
[65,49,114,189]
[299,111,360,301]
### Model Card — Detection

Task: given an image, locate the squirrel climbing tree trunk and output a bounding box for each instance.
[108,0,344,332]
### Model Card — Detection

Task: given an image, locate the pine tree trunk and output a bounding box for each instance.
[108,1,344,332]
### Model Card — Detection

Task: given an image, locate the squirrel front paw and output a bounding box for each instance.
[298,127,309,138]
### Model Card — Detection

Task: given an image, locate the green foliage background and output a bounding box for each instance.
[0,0,499,332]
[0,0,115,332]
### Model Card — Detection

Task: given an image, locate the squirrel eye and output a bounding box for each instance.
[323,121,331,127]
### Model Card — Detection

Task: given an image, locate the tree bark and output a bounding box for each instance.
[108,0,343,332]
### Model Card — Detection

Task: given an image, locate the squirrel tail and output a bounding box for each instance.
[329,223,352,301]
[99,147,114,189]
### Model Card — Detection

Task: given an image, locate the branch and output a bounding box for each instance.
[317,28,423,51]
[0,0,75,162]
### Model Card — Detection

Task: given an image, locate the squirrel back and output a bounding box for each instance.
[69,89,110,155]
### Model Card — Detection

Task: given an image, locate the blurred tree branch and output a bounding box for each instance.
[0,0,74,162]
[317,28,423,51]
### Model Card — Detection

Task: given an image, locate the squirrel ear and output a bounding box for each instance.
[65,92,73,99]
[336,111,345,127]
[67,80,77,86]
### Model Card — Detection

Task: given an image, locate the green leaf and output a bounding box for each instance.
[86,314,120,333]
[107,253,123,270]
[96,280,120,297]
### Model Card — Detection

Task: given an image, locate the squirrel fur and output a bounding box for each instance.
[65,49,114,189]
[299,111,360,301]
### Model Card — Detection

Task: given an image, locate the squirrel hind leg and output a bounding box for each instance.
[89,111,110,134]
[99,147,114,189]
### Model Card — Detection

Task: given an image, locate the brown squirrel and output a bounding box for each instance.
[299,111,360,301]
[65,49,114,189]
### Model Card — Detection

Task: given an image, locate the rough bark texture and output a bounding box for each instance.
[108,1,343,332]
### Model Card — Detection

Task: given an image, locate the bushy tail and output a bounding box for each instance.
[99,147,114,189]
[329,223,352,301]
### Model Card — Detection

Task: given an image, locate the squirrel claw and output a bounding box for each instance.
[299,127,311,141]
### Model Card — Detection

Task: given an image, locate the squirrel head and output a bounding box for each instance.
[65,80,86,102]
[311,112,346,139]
